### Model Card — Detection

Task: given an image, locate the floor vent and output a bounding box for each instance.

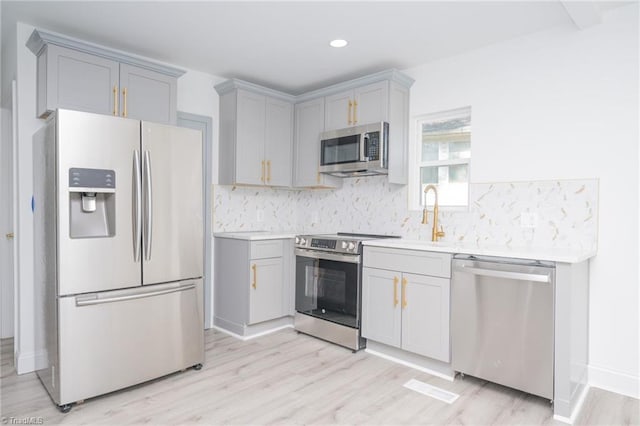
[403,379,460,404]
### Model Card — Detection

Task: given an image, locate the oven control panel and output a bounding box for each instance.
[295,235,360,254]
[310,239,337,250]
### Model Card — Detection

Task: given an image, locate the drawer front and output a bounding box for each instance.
[363,247,451,278]
[57,280,204,404]
[250,239,284,259]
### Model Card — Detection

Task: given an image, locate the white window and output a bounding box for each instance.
[410,106,471,210]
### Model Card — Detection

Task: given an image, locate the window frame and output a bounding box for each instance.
[408,106,472,212]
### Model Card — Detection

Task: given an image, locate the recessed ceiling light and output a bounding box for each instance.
[329,39,348,48]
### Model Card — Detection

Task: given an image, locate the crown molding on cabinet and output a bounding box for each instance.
[26,29,186,78]
[214,79,296,102]
[295,69,415,103]
[215,69,415,104]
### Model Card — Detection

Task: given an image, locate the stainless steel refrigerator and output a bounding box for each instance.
[33,109,204,412]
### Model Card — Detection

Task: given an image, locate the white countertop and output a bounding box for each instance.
[213,231,296,241]
[363,239,596,263]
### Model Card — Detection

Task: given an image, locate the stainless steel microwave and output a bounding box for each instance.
[319,122,389,177]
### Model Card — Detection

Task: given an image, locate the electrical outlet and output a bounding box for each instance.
[520,212,538,228]
[256,209,264,222]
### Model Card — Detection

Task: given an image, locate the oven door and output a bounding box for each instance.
[295,249,360,328]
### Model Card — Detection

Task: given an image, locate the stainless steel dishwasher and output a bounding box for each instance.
[451,254,555,400]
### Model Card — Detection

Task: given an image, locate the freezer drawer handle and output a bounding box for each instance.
[75,284,196,307]
[455,265,551,283]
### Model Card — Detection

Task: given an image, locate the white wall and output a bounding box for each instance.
[11,21,224,372]
[177,70,224,187]
[404,4,639,398]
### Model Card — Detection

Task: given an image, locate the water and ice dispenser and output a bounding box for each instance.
[69,168,116,238]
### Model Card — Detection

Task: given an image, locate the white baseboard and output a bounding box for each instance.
[553,384,590,424]
[589,364,640,399]
[365,341,455,381]
[212,323,293,341]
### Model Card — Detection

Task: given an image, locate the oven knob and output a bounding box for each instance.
[300,238,307,246]
[341,241,348,249]
[295,237,300,244]
[347,242,356,251]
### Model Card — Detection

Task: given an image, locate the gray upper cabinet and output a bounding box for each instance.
[216,70,413,188]
[265,97,294,187]
[36,44,119,118]
[293,98,341,189]
[324,81,389,131]
[119,64,177,124]
[216,81,294,187]
[27,29,183,124]
[301,71,414,185]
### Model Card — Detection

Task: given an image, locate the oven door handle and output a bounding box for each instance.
[295,248,361,264]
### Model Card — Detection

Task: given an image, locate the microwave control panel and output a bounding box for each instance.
[365,132,380,160]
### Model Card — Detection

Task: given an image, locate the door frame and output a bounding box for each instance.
[0,81,18,339]
[177,112,213,329]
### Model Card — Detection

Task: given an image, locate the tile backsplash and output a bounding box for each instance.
[213,177,598,251]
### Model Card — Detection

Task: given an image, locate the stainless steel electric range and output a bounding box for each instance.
[294,232,400,351]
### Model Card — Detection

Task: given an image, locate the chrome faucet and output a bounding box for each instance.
[421,184,445,242]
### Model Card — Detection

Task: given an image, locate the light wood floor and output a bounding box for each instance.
[1,329,638,425]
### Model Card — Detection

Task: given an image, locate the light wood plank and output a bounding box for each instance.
[1,332,637,425]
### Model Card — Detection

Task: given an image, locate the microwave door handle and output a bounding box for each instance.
[360,133,367,162]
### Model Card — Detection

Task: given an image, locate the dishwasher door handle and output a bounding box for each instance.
[456,265,551,283]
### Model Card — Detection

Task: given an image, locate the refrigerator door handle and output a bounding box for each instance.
[75,283,196,306]
[143,150,153,261]
[133,150,142,262]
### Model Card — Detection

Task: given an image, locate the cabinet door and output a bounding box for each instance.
[361,267,401,348]
[293,98,340,188]
[354,81,389,126]
[324,89,353,131]
[42,44,119,118]
[264,97,293,186]
[119,64,177,124]
[401,273,450,361]
[249,258,284,324]
[236,90,266,185]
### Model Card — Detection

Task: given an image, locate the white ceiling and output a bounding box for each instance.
[1,1,630,94]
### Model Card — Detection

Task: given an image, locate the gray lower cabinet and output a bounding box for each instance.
[249,257,284,324]
[28,30,181,124]
[214,237,293,336]
[362,247,451,362]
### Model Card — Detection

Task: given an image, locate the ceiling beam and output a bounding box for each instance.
[561,1,603,29]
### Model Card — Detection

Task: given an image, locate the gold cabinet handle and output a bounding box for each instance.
[267,160,271,183]
[113,85,118,116]
[252,264,257,289]
[261,160,265,183]
[348,99,353,125]
[353,100,358,125]
[401,277,408,309]
[6,232,14,240]
[393,276,399,307]
[122,87,128,117]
